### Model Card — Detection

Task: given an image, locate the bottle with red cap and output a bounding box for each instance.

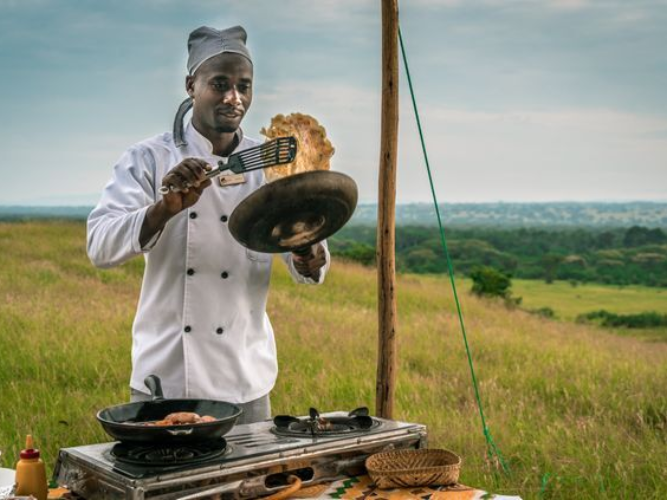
[14,435,48,500]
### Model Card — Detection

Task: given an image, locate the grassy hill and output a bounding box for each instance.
[0,221,666,499]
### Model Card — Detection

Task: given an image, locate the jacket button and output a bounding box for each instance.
[220,215,228,222]
[184,326,192,333]
[189,212,197,219]
[221,271,229,279]
[187,268,195,276]
[216,327,224,335]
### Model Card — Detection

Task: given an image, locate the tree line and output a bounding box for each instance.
[328,225,667,287]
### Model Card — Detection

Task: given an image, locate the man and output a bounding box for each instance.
[87,25,329,424]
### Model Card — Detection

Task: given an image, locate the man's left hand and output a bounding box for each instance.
[292,244,326,281]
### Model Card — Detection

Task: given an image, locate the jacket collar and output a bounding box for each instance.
[185,121,244,158]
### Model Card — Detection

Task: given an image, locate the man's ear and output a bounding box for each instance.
[185,75,195,98]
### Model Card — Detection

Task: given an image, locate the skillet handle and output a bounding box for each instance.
[144,375,165,400]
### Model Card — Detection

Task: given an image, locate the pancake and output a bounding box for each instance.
[260,113,335,182]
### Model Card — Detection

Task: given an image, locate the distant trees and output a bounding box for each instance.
[530,307,556,319]
[470,266,513,299]
[403,248,446,274]
[469,266,522,307]
[577,310,667,328]
[328,225,667,287]
[623,226,666,247]
[339,243,375,266]
[596,231,617,249]
[541,254,564,284]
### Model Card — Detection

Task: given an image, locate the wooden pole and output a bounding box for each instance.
[376,0,399,419]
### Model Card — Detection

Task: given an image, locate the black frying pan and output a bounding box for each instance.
[228,170,358,253]
[96,375,243,444]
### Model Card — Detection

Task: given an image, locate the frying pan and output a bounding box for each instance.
[229,170,358,253]
[96,375,243,444]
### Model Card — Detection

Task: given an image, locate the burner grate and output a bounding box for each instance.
[110,439,228,466]
[272,407,380,437]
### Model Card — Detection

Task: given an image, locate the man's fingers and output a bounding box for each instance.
[309,257,325,271]
[292,244,325,279]
[162,159,212,193]
[181,160,210,186]
[293,244,323,262]
[173,170,194,191]
[161,174,183,194]
[178,162,203,186]
[192,179,212,195]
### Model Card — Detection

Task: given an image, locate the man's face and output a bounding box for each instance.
[186,53,253,135]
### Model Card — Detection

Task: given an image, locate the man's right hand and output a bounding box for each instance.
[160,158,213,215]
[140,158,213,247]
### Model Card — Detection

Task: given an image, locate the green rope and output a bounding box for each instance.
[539,473,551,497]
[398,25,511,476]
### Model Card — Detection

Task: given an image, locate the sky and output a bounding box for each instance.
[0,0,665,205]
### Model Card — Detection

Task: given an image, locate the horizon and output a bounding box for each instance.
[2,201,666,229]
[1,1,666,205]
[2,199,667,208]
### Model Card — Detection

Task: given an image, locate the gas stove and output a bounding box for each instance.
[53,412,427,500]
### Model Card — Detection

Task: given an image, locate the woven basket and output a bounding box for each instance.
[365,449,462,489]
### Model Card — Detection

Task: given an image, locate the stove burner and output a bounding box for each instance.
[272,407,381,437]
[110,439,228,466]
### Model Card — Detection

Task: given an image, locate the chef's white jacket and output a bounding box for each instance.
[87,122,330,403]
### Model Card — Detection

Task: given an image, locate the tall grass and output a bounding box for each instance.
[0,221,666,499]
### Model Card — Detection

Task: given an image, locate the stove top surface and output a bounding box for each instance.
[60,414,424,480]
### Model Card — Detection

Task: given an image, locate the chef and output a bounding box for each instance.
[87,25,329,424]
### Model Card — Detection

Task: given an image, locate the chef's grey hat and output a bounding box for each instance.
[187,25,252,75]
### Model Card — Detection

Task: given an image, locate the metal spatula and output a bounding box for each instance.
[159,136,297,195]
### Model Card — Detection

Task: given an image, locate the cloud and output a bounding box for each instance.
[247,80,381,187]
[426,106,667,139]
[390,101,667,202]
[1,0,666,204]
[400,0,591,10]
[408,0,464,7]
[139,0,379,28]
[548,0,589,10]
[249,82,667,203]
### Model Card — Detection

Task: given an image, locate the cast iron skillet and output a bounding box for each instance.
[229,170,358,253]
[96,375,243,444]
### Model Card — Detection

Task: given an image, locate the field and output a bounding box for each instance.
[512,280,666,320]
[511,279,667,341]
[1,221,666,499]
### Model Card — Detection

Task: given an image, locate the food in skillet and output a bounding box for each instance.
[259,113,335,182]
[137,411,217,426]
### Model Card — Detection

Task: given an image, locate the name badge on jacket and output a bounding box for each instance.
[218,173,246,187]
